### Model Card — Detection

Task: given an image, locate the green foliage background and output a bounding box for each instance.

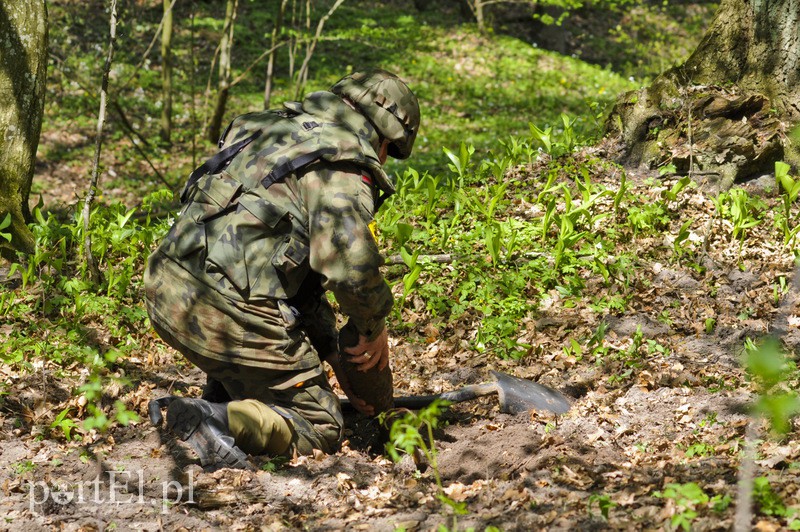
[6,0,718,440]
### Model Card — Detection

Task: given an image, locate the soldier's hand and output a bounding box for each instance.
[344,328,389,372]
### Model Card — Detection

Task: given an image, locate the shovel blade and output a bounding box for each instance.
[491,370,570,415]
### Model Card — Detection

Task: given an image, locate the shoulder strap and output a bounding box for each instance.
[180,130,262,204]
[260,147,338,190]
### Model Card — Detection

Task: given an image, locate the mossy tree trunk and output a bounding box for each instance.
[680,0,799,116]
[606,0,800,191]
[0,1,48,255]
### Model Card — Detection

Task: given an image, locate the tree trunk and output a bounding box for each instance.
[680,0,799,117]
[264,0,288,109]
[160,0,174,144]
[82,0,117,284]
[206,0,238,144]
[293,0,345,101]
[606,0,800,192]
[465,0,486,32]
[0,1,48,255]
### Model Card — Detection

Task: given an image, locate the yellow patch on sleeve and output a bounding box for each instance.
[368,220,379,244]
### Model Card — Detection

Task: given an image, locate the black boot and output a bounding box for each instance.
[166,398,250,470]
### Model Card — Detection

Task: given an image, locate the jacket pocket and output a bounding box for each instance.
[161,173,242,261]
[269,234,310,296]
[205,188,295,299]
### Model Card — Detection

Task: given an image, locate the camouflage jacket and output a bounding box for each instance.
[149,91,394,355]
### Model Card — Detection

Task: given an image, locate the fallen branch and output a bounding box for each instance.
[383,251,551,266]
[385,253,458,265]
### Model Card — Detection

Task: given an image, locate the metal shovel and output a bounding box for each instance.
[343,370,571,415]
[147,371,571,426]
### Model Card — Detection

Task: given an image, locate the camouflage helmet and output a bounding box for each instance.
[330,69,420,160]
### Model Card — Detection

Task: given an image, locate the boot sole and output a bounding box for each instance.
[167,400,250,470]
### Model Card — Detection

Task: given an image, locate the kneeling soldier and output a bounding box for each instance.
[144,69,420,468]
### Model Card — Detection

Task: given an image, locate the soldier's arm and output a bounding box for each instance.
[303,163,393,341]
[288,273,339,359]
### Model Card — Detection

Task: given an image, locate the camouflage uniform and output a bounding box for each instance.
[145,89,399,455]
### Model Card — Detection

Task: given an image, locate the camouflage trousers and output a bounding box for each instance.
[152,319,343,455]
[145,253,345,456]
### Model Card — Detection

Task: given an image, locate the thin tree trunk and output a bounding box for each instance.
[190,8,198,169]
[120,0,177,91]
[160,0,174,144]
[206,0,238,144]
[287,0,298,95]
[474,0,485,31]
[264,0,288,109]
[83,0,117,283]
[0,0,48,255]
[294,0,345,100]
[464,0,485,31]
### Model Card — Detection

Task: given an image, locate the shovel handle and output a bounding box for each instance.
[341,383,497,411]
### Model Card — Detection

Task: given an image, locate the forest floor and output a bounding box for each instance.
[4,145,800,531]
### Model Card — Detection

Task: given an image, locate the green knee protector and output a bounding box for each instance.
[227,399,293,456]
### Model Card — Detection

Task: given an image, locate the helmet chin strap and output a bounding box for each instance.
[341,95,358,111]
[378,138,390,165]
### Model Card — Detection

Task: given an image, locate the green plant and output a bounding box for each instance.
[699,412,718,428]
[0,212,12,243]
[628,201,669,235]
[661,174,692,202]
[774,276,789,306]
[613,171,629,216]
[715,188,765,244]
[588,492,617,520]
[653,482,731,531]
[381,401,468,521]
[673,219,694,258]
[646,338,670,356]
[443,142,475,189]
[50,407,78,441]
[658,162,678,177]
[775,161,800,247]
[623,325,644,362]
[529,113,579,158]
[261,456,289,472]
[484,222,503,266]
[399,247,424,311]
[753,476,786,517]
[744,337,800,435]
[545,182,609,271]
[587,322,610,358]
[12,460,36,475]
[684,442,715,458]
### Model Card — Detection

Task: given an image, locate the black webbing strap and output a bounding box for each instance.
[259,147,338,191]
[375,189,392,210]
[180,130,262,204]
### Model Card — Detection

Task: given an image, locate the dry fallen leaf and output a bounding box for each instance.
[336,472,355,492]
